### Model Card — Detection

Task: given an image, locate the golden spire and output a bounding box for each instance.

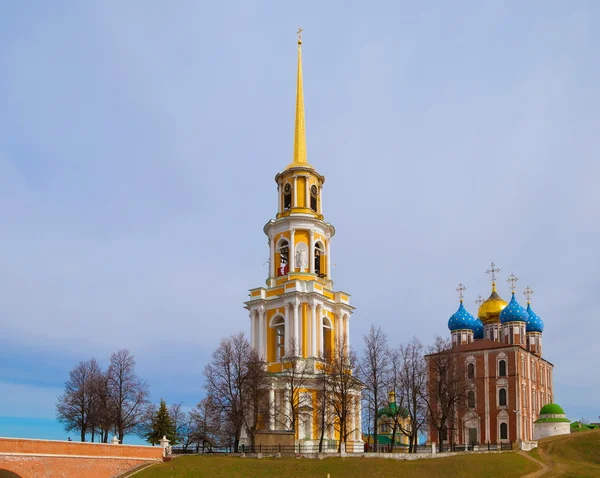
[285,28,313,170]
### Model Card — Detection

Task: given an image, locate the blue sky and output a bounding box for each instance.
[1,1,599,443]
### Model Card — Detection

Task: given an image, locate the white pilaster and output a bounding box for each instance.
[250,311,256,351]
[258,306,265,360]
[293,175,298,207]
[304,175,309,207]
[278,182,282,214]
[269,235,275,278]
[320,315,325,356]
[290,228,296,271]
[269,388,275,430]
[345,315,350,349]
[284,303,291,357]
[309,229,315,274]
[293,299,300,355]
[311,301,317,357]
[326,238,331,278]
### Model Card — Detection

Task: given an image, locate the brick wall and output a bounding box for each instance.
[0,437,163,478]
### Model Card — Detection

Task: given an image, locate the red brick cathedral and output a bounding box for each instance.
[429,263,552,446]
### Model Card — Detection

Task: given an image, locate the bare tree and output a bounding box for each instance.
[56,358,102,442]
[399,337,428,452]
[169,403,186,446]
[242,347,270,448]
[107,349,150,443]
[423,336,469,452]
[203,332,265,452]
[314,364,336,452]
[323,334,361,452]
[278,336,312,433]
[91,371,113,443]
[359,325,389,452]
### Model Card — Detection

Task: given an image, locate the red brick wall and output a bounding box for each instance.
[0,437,163,478]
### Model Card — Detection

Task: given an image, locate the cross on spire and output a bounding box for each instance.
[486,262,500,283]
[456,283,466,302]
[523,286,534,303]
[475,295,484,307]
[507,273,519,294]
[297,27,303,44]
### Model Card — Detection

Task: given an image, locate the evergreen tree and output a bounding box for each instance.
[146,399,176,445]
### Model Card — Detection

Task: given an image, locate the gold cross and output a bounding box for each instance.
[486,262,500,283]
[475,295,484,307]
[523,286,534,303]
[456,283,466,302]
[507,273,519,293]
[297,28,303,43]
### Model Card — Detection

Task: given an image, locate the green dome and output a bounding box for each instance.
[539,403,565,415]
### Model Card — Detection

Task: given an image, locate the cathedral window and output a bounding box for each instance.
[277,240,290,276]
[499,388,507,407]
[499,360,507,377]
[283,183,292,211]
[467,363,475,379]
[272,316,286,361]
[500,422,508,440]
[310,184,318,212]
[322,317,333,357]
[468,390,476,408]
[314,242,324,276]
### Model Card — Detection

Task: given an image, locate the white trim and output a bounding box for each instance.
[0,452,160,461]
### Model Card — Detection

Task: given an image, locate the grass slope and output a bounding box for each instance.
[135,453,536,478]
[526,428,600,477]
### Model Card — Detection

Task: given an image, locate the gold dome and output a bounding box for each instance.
[477,283,508,324]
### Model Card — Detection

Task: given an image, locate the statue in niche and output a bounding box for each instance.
[295,243,308,270]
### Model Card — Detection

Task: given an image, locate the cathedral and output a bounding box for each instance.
[243,32,363,452]
[428,264,554,447]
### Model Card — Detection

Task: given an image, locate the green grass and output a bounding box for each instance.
[135,453,536,478]
[527,428,600,477]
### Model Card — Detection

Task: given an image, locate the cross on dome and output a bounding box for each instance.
[297,27,303,44]
[523,286,534,304]
[475,295,484,307]
[507,273,519,294]
[456,283,466,302]
[486,262,500,283]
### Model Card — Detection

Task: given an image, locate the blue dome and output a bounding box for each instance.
[473,318,484,339]
[448,302,478,332]
[499,293,530,324]
[526,303,544,333]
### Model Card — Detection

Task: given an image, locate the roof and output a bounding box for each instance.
[535,417,570,423]
[540,403,565,415]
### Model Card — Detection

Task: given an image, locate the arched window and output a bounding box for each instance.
[322,317,333,357]
[272,316,285,361]
[499,388,507,407]
[277,240,289,276]
[314,242,324,276]
[310,184,318,212]
[468,390,475,408]
[283,183,292,211]
[467,363,475,379]
[500,422,508,440]
[499,360,507,377]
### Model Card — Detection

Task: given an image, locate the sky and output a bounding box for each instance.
[1,1,599,443]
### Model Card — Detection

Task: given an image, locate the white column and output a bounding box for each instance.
[357,397,362,439]
[320,315,325,355]
[293,176,298,207]
[309,230,315,274]
[326,238,331,278]
[293,299,300,356]
[304,175,310,207]
[269,235,275,278]
[250,311,256,351]
[269,388,275,430]
[284,388,291,429]
[345,314,350,349]
[258,306,265,360]
[289,228,296,271]
[278,183,282,214]
[311,301,317,357]
[319,183,323,214]
[284,303,291,357]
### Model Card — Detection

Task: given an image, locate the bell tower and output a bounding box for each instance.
[245,31,353,364]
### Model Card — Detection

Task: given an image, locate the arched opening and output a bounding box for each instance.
[499,360,506,377]
[499,388,507,407]
[310,184,318,212]
[276,240,289,276]
[314,242,324,276]
[0,471,24,478]
[283,183,292,211]
[322,317,333,357]
[468,390,475,408]
[500,422,508,440]
[271,316,285,361]
[467,363,475,379]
